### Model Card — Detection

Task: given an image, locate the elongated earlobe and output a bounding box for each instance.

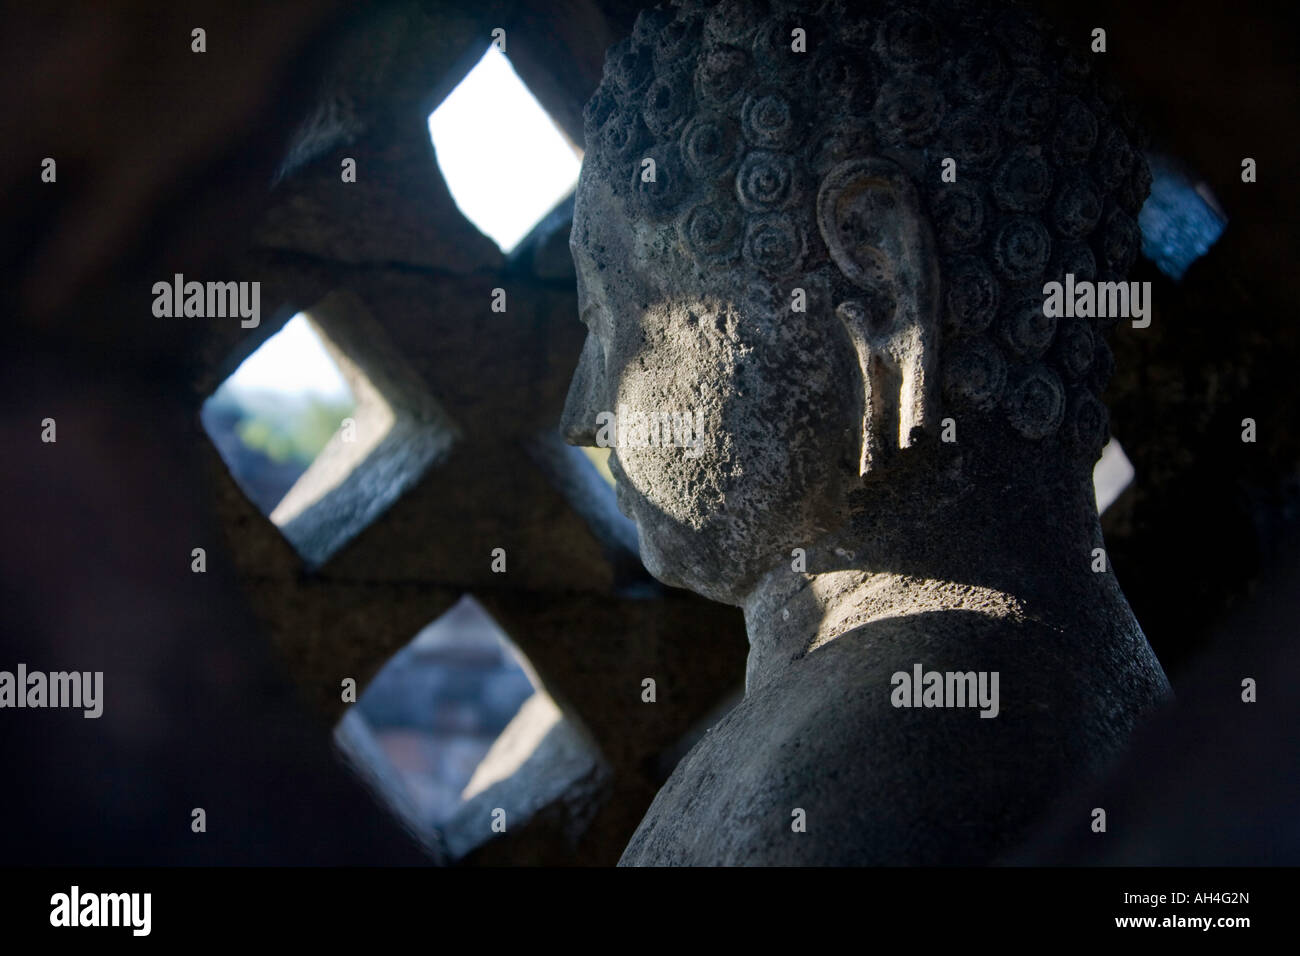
[817,159,940,474]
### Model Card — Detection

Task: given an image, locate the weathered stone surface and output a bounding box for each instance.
[476,591,747,780]
[256,126,503,273]
[562,0,1171,866]
[334,709,448,860]
[442,693,607,862]
[194,4,753,860]
[6,0,1298,871]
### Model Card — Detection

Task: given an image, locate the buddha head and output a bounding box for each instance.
[561,0,1150,608]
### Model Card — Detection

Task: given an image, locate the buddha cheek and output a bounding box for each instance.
[610,415,720,530]
[603,336,711,513]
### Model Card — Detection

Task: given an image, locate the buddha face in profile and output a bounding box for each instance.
[561,0,1150,608]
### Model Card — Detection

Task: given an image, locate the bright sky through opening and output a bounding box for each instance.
[225,313,351,400]
[428,45,582,253]
[1093,438,1136,514]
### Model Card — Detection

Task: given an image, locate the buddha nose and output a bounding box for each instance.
[561,331,606,446]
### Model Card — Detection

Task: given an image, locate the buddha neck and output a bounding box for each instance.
[739,463,1128,694]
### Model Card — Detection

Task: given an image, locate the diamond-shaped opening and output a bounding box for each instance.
[1138,151,1228,281]
[202,312,358,517]
[201,290,457,567]
[1094,438,1136,514]
[332,595,601,858]
[428,44,582,254]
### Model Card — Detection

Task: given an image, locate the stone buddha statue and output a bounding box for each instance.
[561,0,1171,865]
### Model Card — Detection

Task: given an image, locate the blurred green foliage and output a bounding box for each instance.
[234,394,356,465]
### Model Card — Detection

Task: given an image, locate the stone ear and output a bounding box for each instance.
[816,159,940,475]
